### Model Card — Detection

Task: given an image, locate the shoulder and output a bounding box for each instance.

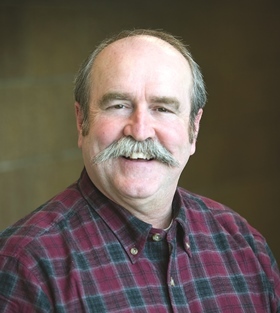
[177,187,279,270]
[0,181,86,259]
[177,188,280,299]
[177,187,263,240]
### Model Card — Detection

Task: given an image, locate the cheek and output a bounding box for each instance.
[88,119,123,152]
[160,123,189,149]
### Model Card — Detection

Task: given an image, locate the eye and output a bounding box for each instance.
[109,104,126,110]
[156,107,171,113]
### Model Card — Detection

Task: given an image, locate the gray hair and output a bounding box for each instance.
[74,29,207,143]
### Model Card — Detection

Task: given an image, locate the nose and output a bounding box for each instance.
[123,107,155,141]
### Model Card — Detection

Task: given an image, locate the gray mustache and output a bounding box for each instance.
[91,136,179,167]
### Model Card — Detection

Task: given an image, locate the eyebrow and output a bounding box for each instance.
[98,92,180,110]
[149,96,180,110]
[98,92,133,108]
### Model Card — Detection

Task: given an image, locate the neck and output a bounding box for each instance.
[115,195,174,229]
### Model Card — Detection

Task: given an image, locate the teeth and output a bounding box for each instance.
[127,152,152,160]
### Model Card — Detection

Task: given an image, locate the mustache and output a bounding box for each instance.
[91,136,179,167]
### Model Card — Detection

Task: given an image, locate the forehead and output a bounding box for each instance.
[92,35,191,76]
[89,36,192,106]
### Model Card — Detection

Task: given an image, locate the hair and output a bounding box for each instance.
[74,29,207,143]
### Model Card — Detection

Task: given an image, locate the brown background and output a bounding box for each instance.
[0,1,279,264]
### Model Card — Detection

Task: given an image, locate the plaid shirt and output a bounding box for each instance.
[0,169,279,312]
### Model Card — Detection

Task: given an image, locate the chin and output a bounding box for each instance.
[117,182,159,199]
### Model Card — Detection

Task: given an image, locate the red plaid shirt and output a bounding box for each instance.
[0,169,279,312]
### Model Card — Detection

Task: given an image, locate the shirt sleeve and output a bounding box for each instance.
[252,233,280,312]
[0,255,52,313]
[266,247,280,312]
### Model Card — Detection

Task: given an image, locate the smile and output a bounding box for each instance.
[123,152,154,160]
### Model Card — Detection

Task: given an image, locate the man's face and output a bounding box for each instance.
[76,36,202,207]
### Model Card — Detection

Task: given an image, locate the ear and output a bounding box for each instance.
[190,108,203,155]
[75,102,84,148]
[194,108,203,137]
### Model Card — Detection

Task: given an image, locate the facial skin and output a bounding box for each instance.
[75,36,202,228]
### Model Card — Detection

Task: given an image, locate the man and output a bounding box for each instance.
[0,29,279,312]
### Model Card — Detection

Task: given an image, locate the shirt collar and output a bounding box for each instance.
[78,168,192,263]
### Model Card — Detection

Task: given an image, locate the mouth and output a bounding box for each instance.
[122,152,154,161]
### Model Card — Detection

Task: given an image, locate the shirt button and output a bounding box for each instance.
[185,242,190,249]
[152,233,162,242]
[130,247,138,255]
[170,277,175,286]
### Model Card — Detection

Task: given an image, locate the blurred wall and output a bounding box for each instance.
[0,1,279,264]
